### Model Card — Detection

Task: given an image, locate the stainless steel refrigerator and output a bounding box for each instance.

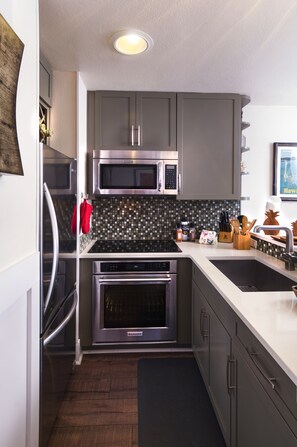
[39,143,78,447]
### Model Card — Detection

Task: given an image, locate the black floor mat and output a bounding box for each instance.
[138,357,226,447]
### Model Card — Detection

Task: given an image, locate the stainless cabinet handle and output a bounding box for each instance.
[137,125,141,146]
[178,174,181,194]
[199,308,209,340]
[227,356,236,394]
[43,182,59,313]
[98,277,171,284]
[131,125,134,146]
[247,350,277,390]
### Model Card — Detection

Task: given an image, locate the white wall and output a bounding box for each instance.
[0,0,39,272]
[75,73,87,363]
[241,105,297,228]
[77,73,87,197]
[0,1,40,446]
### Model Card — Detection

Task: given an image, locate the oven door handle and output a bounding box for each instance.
[98,277,171,284]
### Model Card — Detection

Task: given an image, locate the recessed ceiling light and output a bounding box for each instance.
[111,30,153,56]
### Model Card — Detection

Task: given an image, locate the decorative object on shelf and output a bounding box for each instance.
[39,104,53,143]
[273,142,297,201]
[0,14,24,176]
[263,210,280,235]
[241,161,248,174]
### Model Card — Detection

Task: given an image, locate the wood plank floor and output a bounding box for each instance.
[48,352,192,447]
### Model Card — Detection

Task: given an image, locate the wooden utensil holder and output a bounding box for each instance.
[218,231,233,243]
[233,234,251,250]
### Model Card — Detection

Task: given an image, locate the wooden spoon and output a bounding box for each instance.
[241,216,248,235]
[245,219,257,234]
[231,219,241,234]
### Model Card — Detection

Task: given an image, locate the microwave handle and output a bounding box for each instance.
[178,173,182,194]
[158,161,163,192]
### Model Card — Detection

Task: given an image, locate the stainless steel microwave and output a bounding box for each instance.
[92,150,178,195]
[42,143,77,195]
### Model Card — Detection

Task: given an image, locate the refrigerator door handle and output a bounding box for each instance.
[43,182,59,313]
[43,288,77,347]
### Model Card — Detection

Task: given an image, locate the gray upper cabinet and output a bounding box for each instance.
[136,92,176,150]
[94,91,176,150]
[39,54,52,107]
[177,93,241,200]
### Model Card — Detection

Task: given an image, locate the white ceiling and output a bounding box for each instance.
[39,0,297,105]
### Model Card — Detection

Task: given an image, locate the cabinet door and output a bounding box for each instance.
[136,92,176,150]
[94,91,136,149]
[209,306,232,446]
[177,93,241,199]
[40,56,52,107]
[233,342,297,447]
[192,282,209,384]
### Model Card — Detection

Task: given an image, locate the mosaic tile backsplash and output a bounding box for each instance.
[253,237,297,259]
[91,196,241,240]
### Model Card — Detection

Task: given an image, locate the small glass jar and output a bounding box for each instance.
[176,225,182,242]
[181,219,189,241]
[189,223,196,241]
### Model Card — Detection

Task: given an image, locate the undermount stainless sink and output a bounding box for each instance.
[210,259,296,292]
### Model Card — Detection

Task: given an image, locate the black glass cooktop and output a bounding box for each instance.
[88,239,182,253]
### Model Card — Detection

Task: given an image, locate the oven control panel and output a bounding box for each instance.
[92,259,177,275]
[100,261,170,273]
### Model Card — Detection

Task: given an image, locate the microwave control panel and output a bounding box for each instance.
[164,164,177,189]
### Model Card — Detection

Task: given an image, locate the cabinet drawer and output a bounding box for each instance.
[192,263,236,337]
[237,320,297,431]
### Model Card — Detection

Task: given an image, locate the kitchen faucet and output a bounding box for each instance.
[253,225,297,271]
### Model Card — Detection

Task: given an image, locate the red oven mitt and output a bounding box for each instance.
[71,199,93,234]
[80,199,93,234]
[71,204,77,234]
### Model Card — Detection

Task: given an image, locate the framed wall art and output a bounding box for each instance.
[0,14,24,176]
[273,142,297,200]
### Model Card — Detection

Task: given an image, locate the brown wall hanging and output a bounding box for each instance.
[0,14,24,176]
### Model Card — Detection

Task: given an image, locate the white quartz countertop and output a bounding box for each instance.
[81,239,297,386]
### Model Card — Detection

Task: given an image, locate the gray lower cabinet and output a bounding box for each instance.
[192,279,232,446]
[232,340,297,447]
[192,262,297,447]
[208,306,232,446]
[192,281,209,382]
[177,93,241,199]
[93,91,176,151]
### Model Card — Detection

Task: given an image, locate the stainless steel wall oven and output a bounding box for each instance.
[92,260,177,344]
